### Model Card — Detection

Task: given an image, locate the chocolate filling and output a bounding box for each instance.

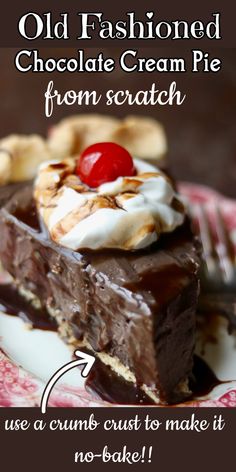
[0,185,201,404]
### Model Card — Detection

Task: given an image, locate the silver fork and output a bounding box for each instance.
[191,204,236,332]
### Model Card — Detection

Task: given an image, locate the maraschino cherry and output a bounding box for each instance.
[76,142,136,188]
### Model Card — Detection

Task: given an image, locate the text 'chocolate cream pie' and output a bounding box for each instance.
[0,122,200,405]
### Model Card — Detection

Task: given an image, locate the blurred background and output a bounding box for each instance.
[0,48,235,197]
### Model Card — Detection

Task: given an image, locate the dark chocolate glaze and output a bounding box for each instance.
[0,283,57,331]
[85,353,155,405]
[13,201,40,231]
[0,280,223,403]
[0,185,201,404]
[0,281,222,403]
[75,342,223,404]
[190,355,223,398]
[85,354,223,405]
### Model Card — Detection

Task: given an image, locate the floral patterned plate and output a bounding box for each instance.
[0,182,236,407]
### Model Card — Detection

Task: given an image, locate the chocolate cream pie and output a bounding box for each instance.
[0,115,200,405]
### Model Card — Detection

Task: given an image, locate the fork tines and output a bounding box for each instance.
[194,204,235,285]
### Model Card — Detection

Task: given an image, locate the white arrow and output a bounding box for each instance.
[40,349,95,414]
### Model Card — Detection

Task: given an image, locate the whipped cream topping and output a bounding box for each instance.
[34,158,185,251]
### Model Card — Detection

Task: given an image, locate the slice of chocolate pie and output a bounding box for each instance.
[0,142,200,405]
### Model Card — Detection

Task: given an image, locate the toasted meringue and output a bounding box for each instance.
[0,134,52,183]
[48,114,167,164]
[34,157,184,251]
